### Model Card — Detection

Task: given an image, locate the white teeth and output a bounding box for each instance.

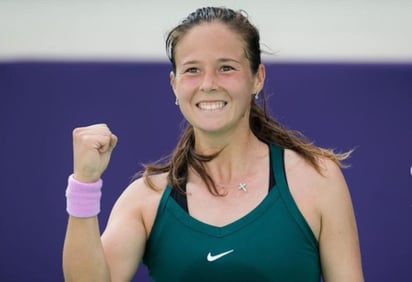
[197,101,226,111]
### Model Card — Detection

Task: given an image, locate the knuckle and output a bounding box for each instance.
[72,127,80,136]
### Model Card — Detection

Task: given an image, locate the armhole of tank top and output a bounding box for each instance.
[142,185,172,264]
[145,186,172,247]
[158,185,172,213]
[271,144,319,249]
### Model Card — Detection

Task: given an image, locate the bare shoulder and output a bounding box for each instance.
[284,148,348,197]
[120,173,168,206]
[110,173,168,235]
[284,149,351,240]
[100,174,168,280]
[313,154,352,210]
[285,150,363,280]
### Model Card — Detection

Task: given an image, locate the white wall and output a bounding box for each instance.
[1,0,411,62]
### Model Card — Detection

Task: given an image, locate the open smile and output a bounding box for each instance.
[196,101,227,111]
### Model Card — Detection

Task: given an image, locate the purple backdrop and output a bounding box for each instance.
[0,61,411,281]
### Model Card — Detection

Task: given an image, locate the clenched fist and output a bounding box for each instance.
[72,124,118,183]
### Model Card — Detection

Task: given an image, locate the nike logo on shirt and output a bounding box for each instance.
[207,249,235,262]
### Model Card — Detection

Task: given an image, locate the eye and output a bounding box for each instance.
[185,67,199,74]
[220,65,235,72]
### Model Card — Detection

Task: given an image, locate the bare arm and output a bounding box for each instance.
[100,179,150,281]
[318,160,364,282]
[63,180,149,282]
[62,124,117,281]
[63,124,154,281]
[63,216,111,281]
[63,182,148,282]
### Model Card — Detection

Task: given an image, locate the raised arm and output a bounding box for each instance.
[63,124,117,281]
[63,123,161,281]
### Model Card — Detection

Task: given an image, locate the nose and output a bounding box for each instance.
[200,70,217,94]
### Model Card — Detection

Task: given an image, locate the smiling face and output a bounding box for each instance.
[170,21,265,137]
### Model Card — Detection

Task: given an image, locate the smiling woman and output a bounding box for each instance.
[62,6,364,282]
[169,21,265,137]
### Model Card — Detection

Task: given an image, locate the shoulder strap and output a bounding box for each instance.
[270,144,319,249]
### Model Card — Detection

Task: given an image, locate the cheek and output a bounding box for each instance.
[223,75,254,96]
[175,76,199,96]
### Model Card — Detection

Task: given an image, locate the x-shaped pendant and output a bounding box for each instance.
[239,182,247,192]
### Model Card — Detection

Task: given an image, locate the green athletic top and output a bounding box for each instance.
[143,144,321,281]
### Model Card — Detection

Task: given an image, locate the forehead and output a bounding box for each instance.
[174,21,246,61]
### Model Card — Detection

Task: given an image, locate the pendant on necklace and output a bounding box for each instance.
[239,182,247,192]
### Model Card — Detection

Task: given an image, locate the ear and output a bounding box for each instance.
[253,64,266,94]
[170,71,177,94]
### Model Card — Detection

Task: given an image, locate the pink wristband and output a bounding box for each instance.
[65,174,103,218]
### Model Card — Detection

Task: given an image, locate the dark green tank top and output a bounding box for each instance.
[143,144,321,281]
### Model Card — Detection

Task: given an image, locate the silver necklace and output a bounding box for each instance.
[217,181,248,193]
[214,154,252,193]
[239,182,248,192]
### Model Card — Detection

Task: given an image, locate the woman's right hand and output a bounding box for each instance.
[72,124,118,183]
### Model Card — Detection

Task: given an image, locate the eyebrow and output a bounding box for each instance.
[181,58,242,66]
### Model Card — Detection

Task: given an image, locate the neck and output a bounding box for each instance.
[204,136,266,186]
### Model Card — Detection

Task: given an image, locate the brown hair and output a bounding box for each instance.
[138,7,351,195]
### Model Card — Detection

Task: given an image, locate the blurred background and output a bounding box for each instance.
[1,0,411,281]
[1,0,412,62]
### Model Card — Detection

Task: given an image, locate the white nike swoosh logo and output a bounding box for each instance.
[207,249,234,262]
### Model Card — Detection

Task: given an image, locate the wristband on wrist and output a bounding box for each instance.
[65,174,103,218]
